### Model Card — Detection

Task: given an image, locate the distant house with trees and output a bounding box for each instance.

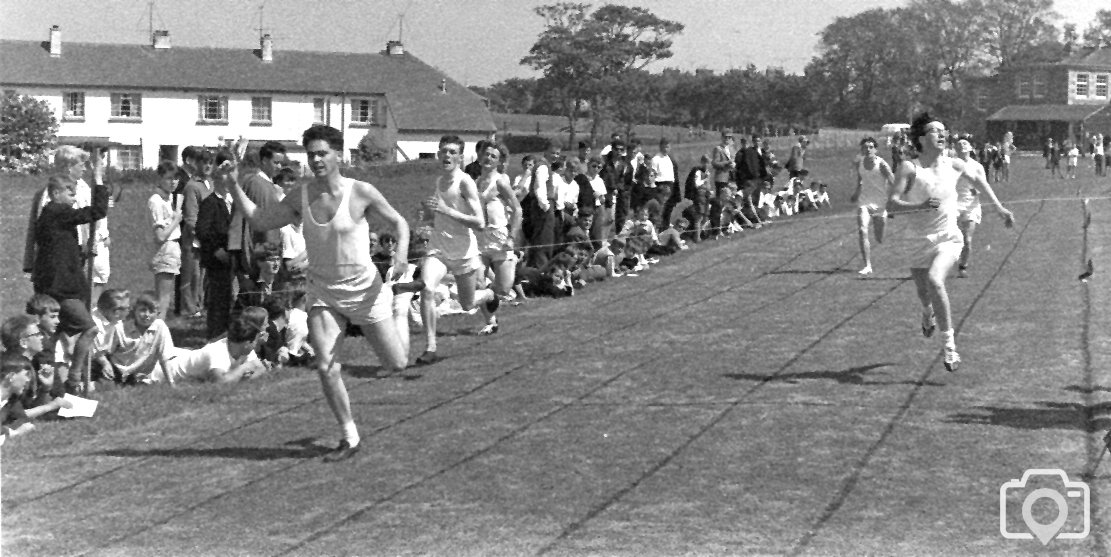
[0,26,495,168]
[972,48,1111,149]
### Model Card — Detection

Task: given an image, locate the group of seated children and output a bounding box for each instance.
[756,170,831,219]
[0,286,316,429]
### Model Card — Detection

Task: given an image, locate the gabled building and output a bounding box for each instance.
[0,26,496,168]
[974,47,1111,149]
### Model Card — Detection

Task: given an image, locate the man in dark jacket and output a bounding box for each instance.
[733,134,768,227]
[196,152,237,339]
[32,174,109,394]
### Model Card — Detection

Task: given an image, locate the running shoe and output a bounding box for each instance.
[415,350,441,366]
[943,347,961,372]
[478,320,499,335]
[858,265,873,276]
[921,309,936,338]
[322,440,361,463]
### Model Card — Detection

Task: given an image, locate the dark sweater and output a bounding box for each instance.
[32,184,109,305]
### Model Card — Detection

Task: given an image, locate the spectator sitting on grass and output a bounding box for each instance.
[592,237,621,278]
[516,251,576,298]
[25,293,64,369]
[1,316,66,418]
[616,205,659,244]
[1,355,38,445]
[814,183,832,209]
[152,312,270,385]
[236,243,282,310]
[757,181,779,220]
[658,218,688,252]
[371,231,396,280]
[256,296,308,368]
[285,289,314,366]
[91,289,131,382]
[109,291,175,385]
[617,237,649,273]
[797,181,819,212]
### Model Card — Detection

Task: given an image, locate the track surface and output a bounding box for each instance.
[5,168,1111,556]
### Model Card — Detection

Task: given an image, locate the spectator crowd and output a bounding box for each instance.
[1,126,834,442]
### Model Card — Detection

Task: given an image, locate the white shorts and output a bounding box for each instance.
[909,238,962,270]
[433,253,482,276]
[858,204,887,220]
[307,273,393,326]
[958,204,982,225]
[92,245,110,284]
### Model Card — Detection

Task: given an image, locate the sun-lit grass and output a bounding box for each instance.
[3,150,1108,555]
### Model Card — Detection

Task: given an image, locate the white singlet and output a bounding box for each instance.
[430,175,480,261]
[479,173,512,254]
[301,177,391,325]
[857,157,890,211]
[903,158,961,245]
[955,159,982,224]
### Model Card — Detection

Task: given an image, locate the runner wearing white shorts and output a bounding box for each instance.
[889,114,1014,373]
[228,125,411,463]
[416,135,500,365]
[952,135,1009,279]
[851,137,894,276]
[476,143,522,335]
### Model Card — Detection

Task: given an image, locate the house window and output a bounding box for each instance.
[117,145,142,169]
[110,93,142,120]
[251,97,272,125]
[1097,75,1109,98]
[197,95,228,123]
[1077,73,1090,97]
[313,98,326,124]
[1017,76,1031,99]
[63,92,85,120]
[351,98,380,126]
[1032,74,1045,99]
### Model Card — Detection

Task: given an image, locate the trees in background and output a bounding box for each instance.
[0,92,58,173]
[492,1,1107,136]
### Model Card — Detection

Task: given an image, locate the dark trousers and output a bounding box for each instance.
[613,189,631,234]
[203,266,233,340]
[660,181,681,225]
[1097,154,1104,176]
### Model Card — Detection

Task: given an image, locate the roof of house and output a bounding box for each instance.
[0,39,495,133]
[986,104,1109,122]
[1055,47,1111,69]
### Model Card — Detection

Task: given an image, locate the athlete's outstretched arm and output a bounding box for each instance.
[221,160,299,231]
[966,163,1015,228]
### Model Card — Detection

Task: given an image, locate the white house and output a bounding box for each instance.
[0,26,496,168]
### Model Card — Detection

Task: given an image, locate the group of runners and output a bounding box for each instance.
[852,114,1015,372]
[231,112,1017,461]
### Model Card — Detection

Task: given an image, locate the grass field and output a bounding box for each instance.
[4,147,1111,555]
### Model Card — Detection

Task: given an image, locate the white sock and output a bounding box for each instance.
[342,421,360,447]
[940,329,956,350]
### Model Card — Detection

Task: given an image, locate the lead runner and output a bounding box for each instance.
[227,125,410,462]
[887,113,1014,372]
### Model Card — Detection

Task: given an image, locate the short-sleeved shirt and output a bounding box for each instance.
[163,338,259,382]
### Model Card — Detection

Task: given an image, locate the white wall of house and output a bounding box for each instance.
[20,87,387,168]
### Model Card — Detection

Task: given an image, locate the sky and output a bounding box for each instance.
[0,0,1102,87]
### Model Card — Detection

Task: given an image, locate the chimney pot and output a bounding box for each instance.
[152,29,171,49]
[440,78,447,94]
[260,33,273,63]
[49,25,61,58]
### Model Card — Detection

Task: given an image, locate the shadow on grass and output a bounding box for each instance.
[768,269,854,276]
[346,364,423,381]
[96,437,330,461]
[945,402,1111,431]
[722,363,943,387]
[1063,384,1111,395]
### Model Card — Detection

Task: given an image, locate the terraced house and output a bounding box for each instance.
[0,26,495,168]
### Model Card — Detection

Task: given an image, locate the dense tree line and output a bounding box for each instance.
[469,2,1111,142]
